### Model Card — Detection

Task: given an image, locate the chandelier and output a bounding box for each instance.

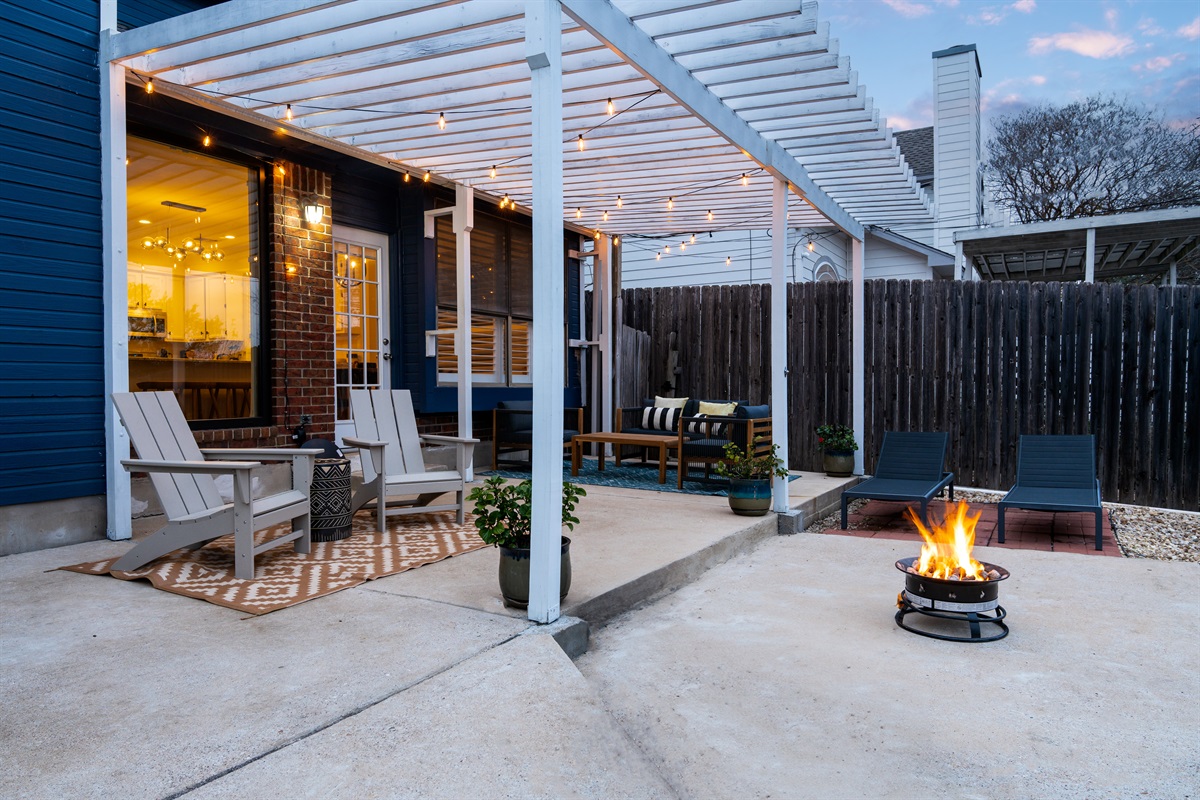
[141,230,225,263]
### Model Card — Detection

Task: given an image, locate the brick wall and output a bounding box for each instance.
[194,160,334,447]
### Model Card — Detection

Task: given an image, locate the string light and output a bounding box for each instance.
[613,236,620,246]
[202,133,211,147]
[489,165,497,179]
[594,230,601,240]
[656,252,661,261]
[690,234,696,244]
[437,112,446,130]
[707,209,714,221]
[606,98,615,116]
[667,197,674,210]
[500,194,510,209]
[145,77,154,94]
[403,172,410,183]
[575,208,583,219]
[602,210,609,222]
[807,239,815,252]
[285,104,293,121]
[726,256,732,266]
[680,241,686,252]
[741,173,748,186]
[664,244,671,253]
[577,134,585,151]
[423,171,431,182]
[616,195,623,209]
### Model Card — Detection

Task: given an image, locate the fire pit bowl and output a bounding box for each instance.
[894,557,1010,642]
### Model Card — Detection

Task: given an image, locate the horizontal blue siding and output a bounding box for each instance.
[0,0,214,507]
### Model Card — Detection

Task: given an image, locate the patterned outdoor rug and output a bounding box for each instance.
[494,458,797,496]
[59,511,487,615]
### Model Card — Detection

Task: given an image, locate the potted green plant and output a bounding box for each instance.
[815,423,858,477]
[467,476,586,609]
[714,438,789,516]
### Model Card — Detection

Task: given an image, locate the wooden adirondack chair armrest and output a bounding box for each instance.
[200,448,324,460]
[121,458,259,505]
[420,435,480,446]
[342,436,387,474]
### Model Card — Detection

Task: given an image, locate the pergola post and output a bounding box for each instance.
[851,237,865,476]
[101,0,131,540]
[453,184,475,480]
[1084,227,1096,284]
[596,235,614,435]
[770,179,789,512]
[525,0,564,624]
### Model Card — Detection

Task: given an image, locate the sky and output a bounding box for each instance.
[824,0,1200,133]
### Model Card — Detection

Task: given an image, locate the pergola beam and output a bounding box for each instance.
[560,0,862,238]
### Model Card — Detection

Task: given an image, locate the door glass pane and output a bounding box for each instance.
[334,240,382,422]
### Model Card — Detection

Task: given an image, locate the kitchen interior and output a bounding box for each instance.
[127,136,260,420]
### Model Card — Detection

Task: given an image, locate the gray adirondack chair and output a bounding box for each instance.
[998,434,1104,550]
[111,391,322,580]
[344,389,477,531]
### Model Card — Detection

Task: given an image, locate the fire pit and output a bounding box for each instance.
[894,501,1010,642]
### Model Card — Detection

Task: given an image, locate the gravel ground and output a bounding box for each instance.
[807,489,1200,563]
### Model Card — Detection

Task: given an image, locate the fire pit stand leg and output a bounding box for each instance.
[894,600,1009,643]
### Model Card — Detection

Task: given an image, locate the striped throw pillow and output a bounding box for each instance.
[687,414,726,438]
[641,406,681,432]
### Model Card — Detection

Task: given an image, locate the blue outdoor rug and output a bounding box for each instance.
[491,458,797,497]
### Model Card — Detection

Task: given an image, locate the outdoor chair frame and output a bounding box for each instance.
[997,434,1104,551]
[840,431,955,528]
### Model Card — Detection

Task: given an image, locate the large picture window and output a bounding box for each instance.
[125,137,261,421]
[435,213,532,386]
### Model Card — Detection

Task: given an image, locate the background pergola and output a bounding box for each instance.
[101,0,933,622]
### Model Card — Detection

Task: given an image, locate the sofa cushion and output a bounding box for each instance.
[654,395,689,409]
[641,406,681,432]
[699,400,737,417]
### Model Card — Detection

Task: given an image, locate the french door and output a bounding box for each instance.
[332,226,390,445]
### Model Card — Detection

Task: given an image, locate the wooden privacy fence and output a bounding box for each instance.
[620,281,1199,511]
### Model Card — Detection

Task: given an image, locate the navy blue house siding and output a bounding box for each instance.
[0,0,213,507]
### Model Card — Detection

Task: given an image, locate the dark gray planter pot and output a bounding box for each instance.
[823,451,855,477]
[497,536,571,609]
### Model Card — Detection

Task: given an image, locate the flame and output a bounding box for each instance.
[905,501,988,581]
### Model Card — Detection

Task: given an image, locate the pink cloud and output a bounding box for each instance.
[1028,29,1135,59]
[881,0,933,18]
[1133,54,1185,74]
[1011,0,1036,12]
[1180,17,1200,40]
[1137,17,1165,36]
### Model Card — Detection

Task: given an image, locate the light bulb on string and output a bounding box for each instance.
[741,173,748,186]
[690,234,696,244]
[577,134,585,151]
[667,197,674,210]
[656,252,661,261]
[423,171,431,182]
[606,98,615,116]
[613,236,620,247]
[664,244,671,253]
[145,77,154,94]
[489,165,497,179]
[594,230,601,241]
[616,195,623,209]
[437,112,446,130]
[807,239,815,252]
[726,256,732,266]
[680,241,686,252]
[707,209,714,221]
[575,208,583,219]
[602,210,608,222]
[285,104,293,121]
[202,133,211,147]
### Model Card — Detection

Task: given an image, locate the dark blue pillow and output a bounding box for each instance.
[736,404,770,420]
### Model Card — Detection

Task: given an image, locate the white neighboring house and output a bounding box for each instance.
[616,44,988,288]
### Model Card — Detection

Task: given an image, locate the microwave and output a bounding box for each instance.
[128,309,167,338]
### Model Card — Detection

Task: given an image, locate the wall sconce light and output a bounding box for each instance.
[302,197,323,226]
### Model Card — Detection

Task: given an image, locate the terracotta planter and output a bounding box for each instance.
[823,451,855,478]
[497,536,572,609]
[727,478,773,516]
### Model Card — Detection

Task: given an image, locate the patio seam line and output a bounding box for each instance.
[160,631,526,800]
[353,584,532,622]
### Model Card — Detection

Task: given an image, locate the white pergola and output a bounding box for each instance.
[99,0,932,623]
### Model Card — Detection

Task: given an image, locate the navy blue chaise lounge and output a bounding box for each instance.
[998,434,1104,551]
[840,431,955,528]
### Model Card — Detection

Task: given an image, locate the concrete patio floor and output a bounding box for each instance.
[1,473,1196,799]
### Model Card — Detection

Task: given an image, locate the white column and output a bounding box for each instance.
[851,237,865,476]
[596,235,614,434]
[525,0,564,625]
[100,4,131,541]
[453,184,475,480]
[770,180,789,512]
[1084,227,1096,283]
[1169,260,1178,287]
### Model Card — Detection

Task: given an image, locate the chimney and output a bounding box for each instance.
[932,44,982,252]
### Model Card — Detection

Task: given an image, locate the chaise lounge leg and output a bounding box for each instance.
[997,505,1006,544]
[840,495,848,529]
[1095,509,1103,551]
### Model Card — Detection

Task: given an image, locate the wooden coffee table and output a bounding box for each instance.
[571,432,678,484]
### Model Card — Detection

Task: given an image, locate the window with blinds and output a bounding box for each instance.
[434,212,534,386]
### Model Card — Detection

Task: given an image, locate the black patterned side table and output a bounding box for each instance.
[310,457,352,541]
